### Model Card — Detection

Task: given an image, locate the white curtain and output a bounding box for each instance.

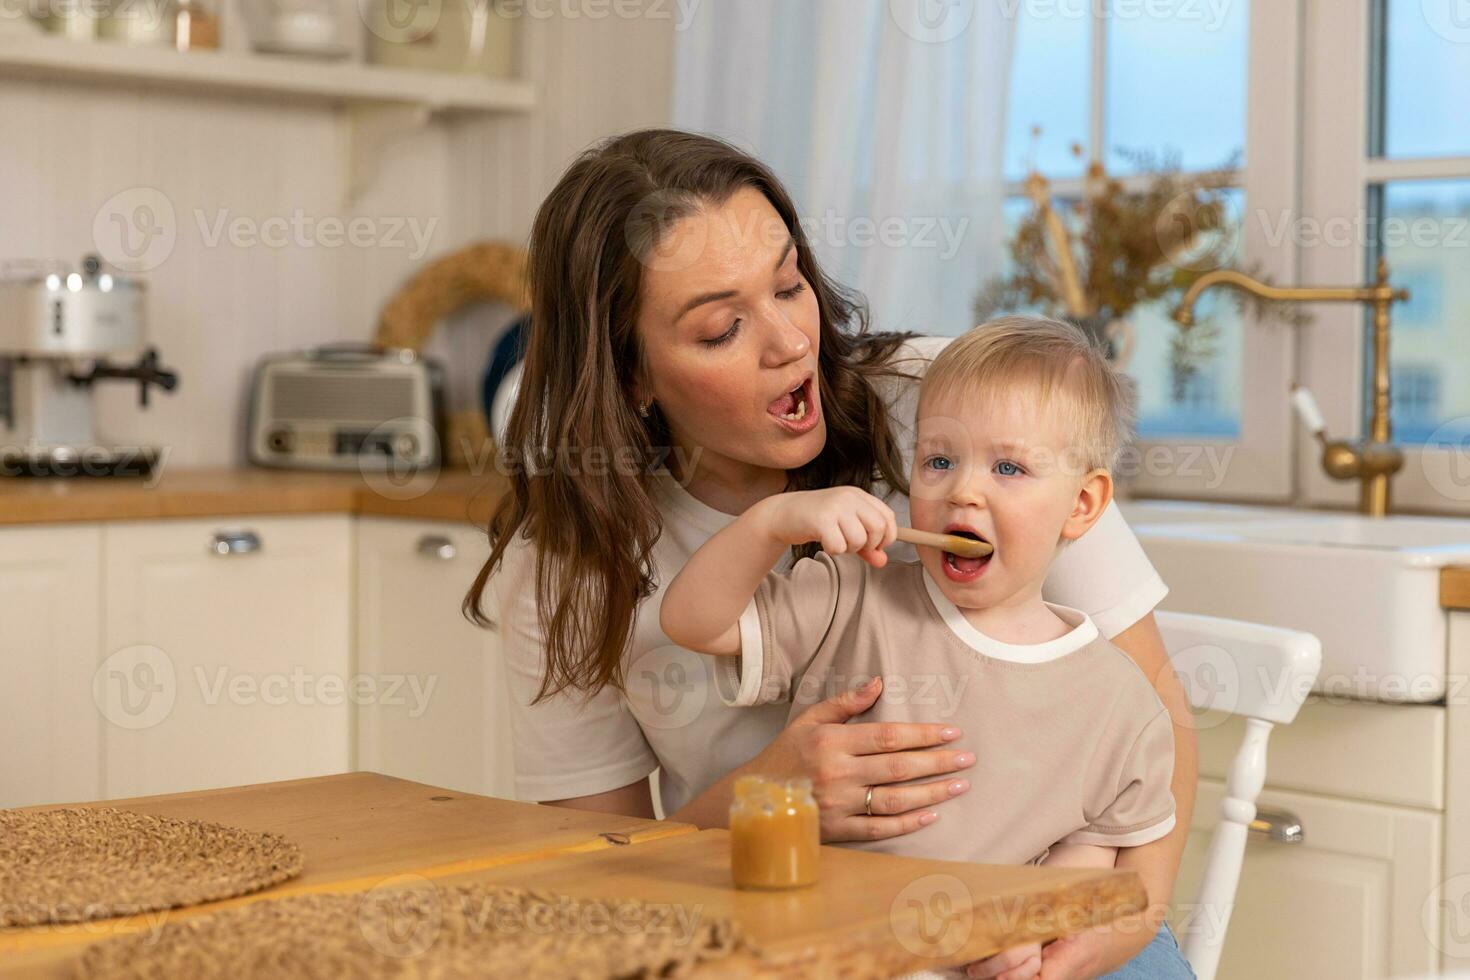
[673,0,1017,336]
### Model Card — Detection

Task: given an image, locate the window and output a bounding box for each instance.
[1001,0,1297,500]
[1300,0,1470,511]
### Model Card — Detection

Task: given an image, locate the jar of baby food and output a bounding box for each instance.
[729,775,820,890]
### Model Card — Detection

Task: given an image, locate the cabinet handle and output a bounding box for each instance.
[211,530,261,556]
[417,535,456,561]
[1248,807,1303,844]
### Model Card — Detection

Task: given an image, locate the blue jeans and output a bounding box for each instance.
[1098,924,1196,980]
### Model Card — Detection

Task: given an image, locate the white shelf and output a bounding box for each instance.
[0,34,535,114]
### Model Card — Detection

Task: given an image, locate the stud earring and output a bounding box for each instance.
[638,399,652,418]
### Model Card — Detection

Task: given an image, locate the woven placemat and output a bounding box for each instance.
[1,807,302,928]
[75,880,749,979]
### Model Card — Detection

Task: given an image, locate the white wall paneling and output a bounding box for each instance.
[1,10,674,467]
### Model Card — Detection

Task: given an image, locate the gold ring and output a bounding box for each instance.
[864,786,875,817]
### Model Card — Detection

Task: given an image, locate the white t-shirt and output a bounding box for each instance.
[494,336,1169,815]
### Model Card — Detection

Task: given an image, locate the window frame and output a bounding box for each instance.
[1298,0,1470,514]
[1003,0,1305,504]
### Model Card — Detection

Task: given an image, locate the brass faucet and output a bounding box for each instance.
[1172,258,1410,516]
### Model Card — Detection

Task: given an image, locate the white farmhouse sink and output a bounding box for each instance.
[1132,511,1470,703]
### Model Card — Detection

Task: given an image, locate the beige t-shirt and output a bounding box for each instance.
[495,336,1171,815]
[720,553,1176,865]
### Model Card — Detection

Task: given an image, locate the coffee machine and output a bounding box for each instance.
[0,254,178,477]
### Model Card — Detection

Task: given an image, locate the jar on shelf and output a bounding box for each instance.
[729,775,820,890]
[43,0,103,40]
[173,0,218,50]
[99,0,176,45]
[364,0,515,76]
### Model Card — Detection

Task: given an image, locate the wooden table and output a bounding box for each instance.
[0,773,1148,978]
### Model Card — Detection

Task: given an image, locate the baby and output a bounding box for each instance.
[660,316,1175,968]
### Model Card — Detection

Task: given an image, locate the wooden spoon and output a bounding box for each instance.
[895,527,993,558]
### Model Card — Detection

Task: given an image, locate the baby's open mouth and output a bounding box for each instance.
[941,526,992,581]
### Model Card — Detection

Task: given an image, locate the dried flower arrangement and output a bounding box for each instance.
[975,139,1307,397]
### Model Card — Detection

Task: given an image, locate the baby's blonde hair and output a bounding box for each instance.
[919,315,1137,473]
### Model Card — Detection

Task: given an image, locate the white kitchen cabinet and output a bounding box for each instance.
[101,515,352,798]
[0,524,103,807]
[1173,780,1442,979]
[355,517,514,799]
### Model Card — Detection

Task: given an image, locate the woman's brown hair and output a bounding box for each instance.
[465,129,918,702]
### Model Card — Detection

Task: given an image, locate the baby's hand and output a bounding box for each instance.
[964,940,1042,979]
[757,487,897,567]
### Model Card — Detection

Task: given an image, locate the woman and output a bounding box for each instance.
[467,130,1198,979]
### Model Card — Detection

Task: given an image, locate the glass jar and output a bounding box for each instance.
[729,775,820,890]
[99,0,176,45]
[174,0,218,50]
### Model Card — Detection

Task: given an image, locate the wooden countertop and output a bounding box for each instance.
[0,773,1148,979]
[0,467,508,527]
[1443,566,1470,611]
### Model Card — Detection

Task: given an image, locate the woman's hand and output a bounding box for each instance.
[745,675,974,841]
[754,487,898,569]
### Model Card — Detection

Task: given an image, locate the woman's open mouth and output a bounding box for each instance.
[940,526,992,583]
[767,375,820,434]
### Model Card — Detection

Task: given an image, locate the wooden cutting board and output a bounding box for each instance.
[425,829,1149,977]
[0,773,1148,979]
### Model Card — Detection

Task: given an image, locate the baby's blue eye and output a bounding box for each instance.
[925,455,953,471]
[994,460,1024,477]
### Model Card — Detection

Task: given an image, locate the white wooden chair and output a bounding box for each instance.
[1156,611,1322,980]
